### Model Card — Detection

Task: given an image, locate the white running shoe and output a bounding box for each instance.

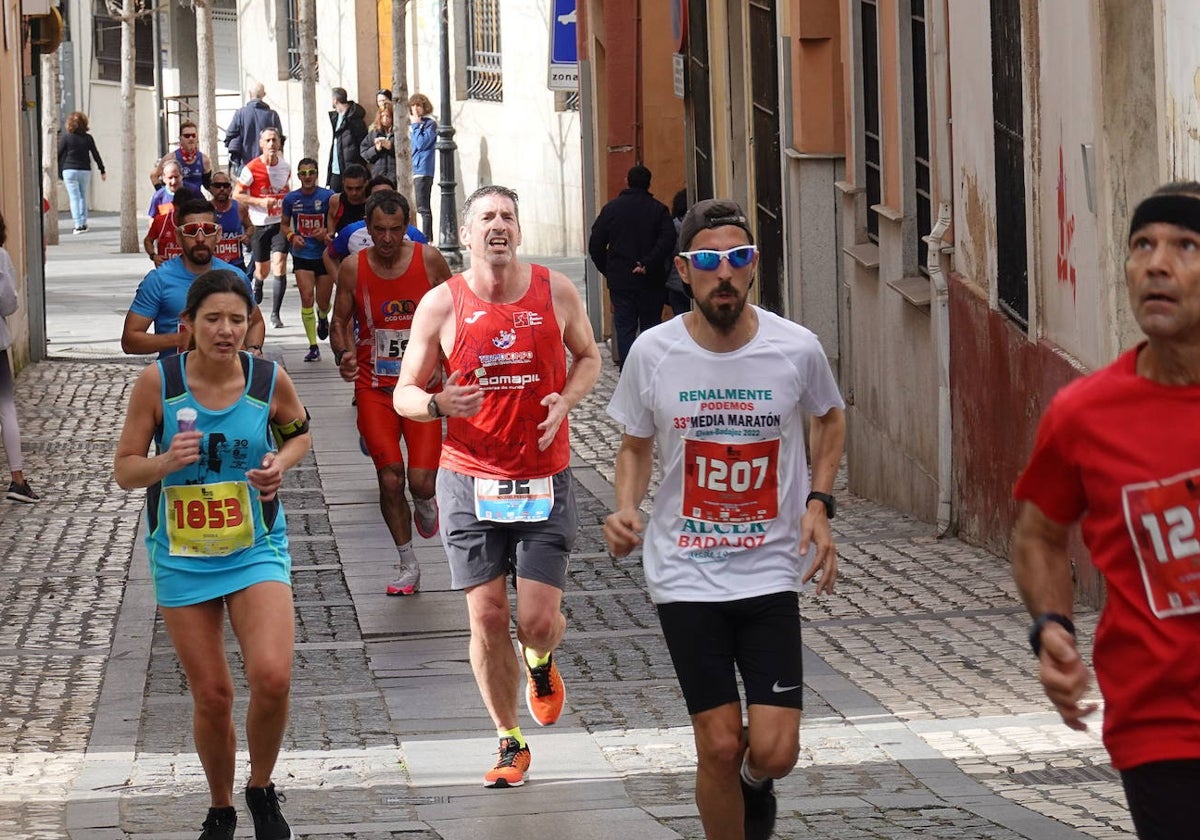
[386,564,421,596]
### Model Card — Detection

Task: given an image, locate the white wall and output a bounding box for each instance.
[1162,1,1200,181]
[1033,0,1104,370]
[409,0,583,255]
[946,0,996,296]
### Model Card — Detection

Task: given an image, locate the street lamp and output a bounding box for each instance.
[437,0,463,269]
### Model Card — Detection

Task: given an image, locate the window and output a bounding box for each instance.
[465,0,502,102]
[555,90,580,112]
[860,1,882,242]
[991,0,1028,327]
[911,0,931,275]
[283,0,318,82]
[92,0,154,87]
[688,0,713,201]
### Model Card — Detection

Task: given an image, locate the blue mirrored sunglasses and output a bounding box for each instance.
[679,245,757,271]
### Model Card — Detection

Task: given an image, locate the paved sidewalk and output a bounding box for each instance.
[0,212,1134,837]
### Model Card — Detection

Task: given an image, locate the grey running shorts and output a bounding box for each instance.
[435,467,578,590]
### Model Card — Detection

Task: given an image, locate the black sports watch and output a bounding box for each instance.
[427,393,443,419]
[1029,612,1075,657]
[806,491,836,519]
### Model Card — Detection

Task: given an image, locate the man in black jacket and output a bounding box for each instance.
[327,88,368,193]
[225,83,283,174]
[588,165,676,369]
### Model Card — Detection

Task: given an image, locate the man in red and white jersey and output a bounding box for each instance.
[233,127,291,327]
[394,185,600,789]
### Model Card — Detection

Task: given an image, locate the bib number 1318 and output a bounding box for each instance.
[681,438,779,523]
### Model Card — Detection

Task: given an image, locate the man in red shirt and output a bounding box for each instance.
[1013,181,1200,837]
[394,185,600,789]
[330,190,451,596]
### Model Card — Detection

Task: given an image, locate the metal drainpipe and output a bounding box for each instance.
[928,1,954,537]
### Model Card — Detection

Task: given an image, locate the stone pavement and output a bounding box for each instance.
[0,212,1134,837]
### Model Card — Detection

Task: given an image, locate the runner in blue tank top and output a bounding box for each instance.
[281,157,334,361]
[114,269,310,839]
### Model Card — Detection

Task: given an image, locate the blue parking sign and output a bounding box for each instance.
[551,0,577,64]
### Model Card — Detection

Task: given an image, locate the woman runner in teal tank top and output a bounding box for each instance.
[114,269,311,839]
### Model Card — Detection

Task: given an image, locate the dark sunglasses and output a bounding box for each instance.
[211,182,232,189]
[678,245,757,271]
[297,168,319,176]
[179,222,220,238]
[181,133,198,139]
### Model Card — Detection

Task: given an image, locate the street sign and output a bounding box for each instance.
[548,0,578,90]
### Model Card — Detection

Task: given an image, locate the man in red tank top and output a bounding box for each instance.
[330,190,451,596]
[395,185,600,788]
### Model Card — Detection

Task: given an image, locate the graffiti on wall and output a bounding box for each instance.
[1056,144,1077,299]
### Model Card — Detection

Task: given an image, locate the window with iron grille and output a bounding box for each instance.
[860,0,882,242]
[991,0,1028,328]
[555,90,580,112]
[465,0,503,102]
[92,0,154,87]
[911,0,932,275]
[283,0,317,82]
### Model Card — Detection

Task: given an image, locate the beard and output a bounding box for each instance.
[695,281,748,332]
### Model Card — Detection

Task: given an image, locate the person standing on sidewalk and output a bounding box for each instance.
[588,164,676,370]
[603,198,845,840]
[224,83,283,176]
[0,212,38,503]
[394,185,600,788]
[327,87,368,193]
[1012,181,1200,839]
[280,157,333,362]
[233,127,291,328]
[122,198,266,359]
[57,111,106,234]
[115,269,310,840]
[408,93,437,241]
[331,190,450,595]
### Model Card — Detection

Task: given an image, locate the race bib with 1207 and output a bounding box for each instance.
[373,328,410,377]
[1123,468,1200,618]
[474,477,554,522]
[681,437,779,523]
[164,480,254,557]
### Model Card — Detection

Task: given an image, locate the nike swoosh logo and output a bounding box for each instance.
[771,681,801,693]
[464,310,487,324]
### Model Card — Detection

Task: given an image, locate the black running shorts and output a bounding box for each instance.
[656,591,804,715]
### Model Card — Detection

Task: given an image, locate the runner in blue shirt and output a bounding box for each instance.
[281,157,334,361]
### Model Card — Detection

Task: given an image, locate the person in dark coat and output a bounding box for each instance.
[587,165,676,369]
[327,87,368,193]
[360,102,397,182]
[57,111,106,233]
[224,83,283,174]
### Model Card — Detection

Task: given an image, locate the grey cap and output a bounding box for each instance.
[678,198,755,251]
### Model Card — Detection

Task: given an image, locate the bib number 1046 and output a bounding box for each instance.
[681,438,779,524]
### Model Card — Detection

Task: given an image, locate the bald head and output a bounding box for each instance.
[248,81,266,100]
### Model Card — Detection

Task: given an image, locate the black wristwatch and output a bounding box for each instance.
[1029,612,1075,657]
[427,393,443,419]
[806,491,836,519]
[333,349,347,366]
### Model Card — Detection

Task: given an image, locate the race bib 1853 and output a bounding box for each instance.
[1123,469,1200,618]
[164,480,254,557]
[681,437,779,523]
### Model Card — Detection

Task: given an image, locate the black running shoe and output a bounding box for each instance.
[742,777,777,840]
[245,783,292,840]
[198,806,237,840]
[317,313,329,340]
[6,481,39,503]
[253,280,264,305]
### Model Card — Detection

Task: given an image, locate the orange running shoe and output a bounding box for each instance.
[483,737,531,788]
[523,648,566,726]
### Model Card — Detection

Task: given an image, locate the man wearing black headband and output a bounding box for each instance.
[1013,182,1200,837]
[605,198,845,840]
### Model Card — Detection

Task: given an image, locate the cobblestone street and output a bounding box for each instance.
[0,217,1134,837]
